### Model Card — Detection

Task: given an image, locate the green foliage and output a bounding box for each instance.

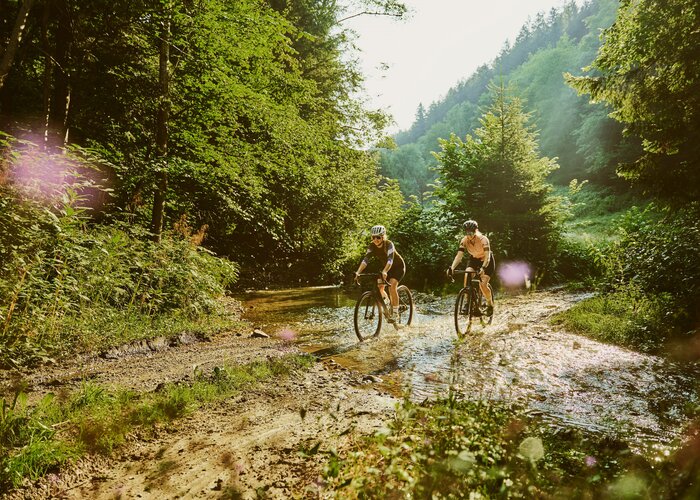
[567,0,700,202]
[553,203,699,351]
[552,287,675,352]
[324,397,673,497]
[0,354,315,490]
[0,180,239,368]
[390,201,454,288]
[433,83,562,275]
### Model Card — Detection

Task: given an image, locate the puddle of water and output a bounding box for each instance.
[238,286,700,457]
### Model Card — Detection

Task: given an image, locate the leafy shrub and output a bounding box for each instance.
[552,237,605,287]
[323,397,670,498]
[391,201,454,289]
[553,202,699,351]
[0,181,239,367]
[606,204,699,335]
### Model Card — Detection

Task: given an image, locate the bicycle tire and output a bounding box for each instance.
[454,288,473,338]
[354,291,382,341]
[396,285,414,326]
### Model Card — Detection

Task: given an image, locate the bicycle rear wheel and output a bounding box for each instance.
[395,285,414,326]
[354,291,382,341]
[454,288,473,338]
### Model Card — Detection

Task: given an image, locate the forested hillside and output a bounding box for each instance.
[381,0,640,201]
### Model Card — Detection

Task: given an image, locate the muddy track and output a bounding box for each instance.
[2,330,396,499]
[2,289,698,498]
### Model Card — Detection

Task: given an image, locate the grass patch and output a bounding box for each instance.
[551,289,675,352]
[322,396,688,498]
[0,353,315,490]
[0,301,245,369]
[556,183,642,244]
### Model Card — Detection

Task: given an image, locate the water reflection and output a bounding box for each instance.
[239,286,700,456]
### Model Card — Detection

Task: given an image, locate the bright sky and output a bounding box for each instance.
[345,0,582,133]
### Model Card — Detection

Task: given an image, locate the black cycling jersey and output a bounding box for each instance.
[362,239,406,281]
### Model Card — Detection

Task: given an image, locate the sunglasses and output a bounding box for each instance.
[372,235,383,240]
[465,231,475,236]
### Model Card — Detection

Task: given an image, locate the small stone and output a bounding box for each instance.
[251,329,270,338]
[573,341,581,349]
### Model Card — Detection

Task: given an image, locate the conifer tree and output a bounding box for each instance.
[434,83,560,271]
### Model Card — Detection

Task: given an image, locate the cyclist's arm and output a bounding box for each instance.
[355,247,372,275]
[449,243,466,272]
[480,234,491,270]
[382,241,396,275]
[482,247,491,269]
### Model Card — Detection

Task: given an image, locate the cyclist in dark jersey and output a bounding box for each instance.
[354,225,406,321]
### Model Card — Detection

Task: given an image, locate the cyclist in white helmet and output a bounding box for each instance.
[354,225,406,321]
[446,219,495,315]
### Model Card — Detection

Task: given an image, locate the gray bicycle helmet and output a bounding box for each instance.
[463,220,478,232]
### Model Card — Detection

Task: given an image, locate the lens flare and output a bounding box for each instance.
[498,261,532,288]
[4,134,112,212]
[278,328,297,341]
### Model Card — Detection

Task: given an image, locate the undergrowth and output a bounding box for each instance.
[551,287,676,353]
[322,395,696,498]
[0,175,239,368]
[0,354,315,490]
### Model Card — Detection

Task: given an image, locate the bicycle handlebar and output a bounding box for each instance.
[452,269,480,275]
[355,272,389,285]
[448,268,481,283]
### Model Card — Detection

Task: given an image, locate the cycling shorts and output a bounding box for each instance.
[468,255,495,277]
[386,261,406,282]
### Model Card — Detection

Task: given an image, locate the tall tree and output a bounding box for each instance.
[0,0,35,92]
[433,83,560,271]
[150,2,170,242]
[567,0,700,202]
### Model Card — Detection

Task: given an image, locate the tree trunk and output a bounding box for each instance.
[41,0,53,149]
[0,0,36,92]
[151,13,171,242]
[47,0,72,149]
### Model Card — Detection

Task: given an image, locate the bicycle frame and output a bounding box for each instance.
[452,268,489,337]
[353,272,413,341]
[356,273,392,319]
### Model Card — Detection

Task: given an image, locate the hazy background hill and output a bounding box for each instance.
[380,0,641,203]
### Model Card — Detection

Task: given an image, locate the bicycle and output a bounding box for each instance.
[451,268,493,338]
[353,273,414,341]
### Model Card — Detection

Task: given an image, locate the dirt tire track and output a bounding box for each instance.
[1,331,396,499]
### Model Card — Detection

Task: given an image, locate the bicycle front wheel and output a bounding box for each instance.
[454,288,473,338]
[354,291,382,341]
[395,285,414,326]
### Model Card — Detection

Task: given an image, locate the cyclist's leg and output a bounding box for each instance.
[479,258,495,315]
[386,263,405,313]
[388,278,399,308]
[377,279,388,302]
[479,275,493,304]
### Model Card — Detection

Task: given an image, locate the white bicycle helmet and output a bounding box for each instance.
[370,225,386,236]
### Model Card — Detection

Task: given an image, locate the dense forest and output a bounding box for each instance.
[1,0,699,494]
[382,0,640,199]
